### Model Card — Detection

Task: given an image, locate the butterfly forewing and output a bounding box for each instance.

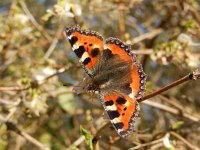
[65,25,104,74]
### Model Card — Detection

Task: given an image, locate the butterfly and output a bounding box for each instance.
[65,25,146,137]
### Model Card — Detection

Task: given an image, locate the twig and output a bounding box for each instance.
[138,71,200,103]
[158,95,184,110]
[132,28,163,44]
[132,49,153,55]
[142,100,200,122]
[67,117,111,149]
[6,121,50,150]
[44,25,65,59]
[0,86,30,91]
[126,16,143,35]
[170,131,199,150]
[188,4,200,27]
[0,66,73,92]
[19,0,51,41]
[38,66,71,85]
[46,88,75,97]
[92,121,111,146]
[72,136,85,147]
[0,107,18,126]
[128,136,164,150]
[4,108,17,121]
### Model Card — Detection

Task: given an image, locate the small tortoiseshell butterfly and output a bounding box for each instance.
[65,25,147,137]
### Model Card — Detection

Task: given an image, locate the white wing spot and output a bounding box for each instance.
[72,43,80,50]
[80,52,89,62]
[106,105,117,111]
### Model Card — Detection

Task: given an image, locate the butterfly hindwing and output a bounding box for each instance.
[99,37,146,137]
[101,94,139,137]
[65,25,104,75]
[104,37,146,99]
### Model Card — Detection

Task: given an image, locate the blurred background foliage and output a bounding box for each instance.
[0,0,200,150]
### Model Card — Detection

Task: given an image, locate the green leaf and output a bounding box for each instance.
[171,121,184,130]
[58,90,75,115]
[0,124,7,150]
[68,146,79,150]
[80,126,93,150]
[57,0,65,6]
[39,133,52,148]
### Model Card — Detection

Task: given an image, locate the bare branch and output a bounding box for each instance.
[128,136,164,150]
[132,29,163,44]
[44,25,65,59]
[142,100,200,122]
[0,65,75,92]
[0,86,30,91]
[19,0,52,41]
[6,122,50,150]
[170,131,199,150]
[138,71,200,103]
[132,49,153,55]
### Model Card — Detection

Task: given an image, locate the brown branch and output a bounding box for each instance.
[0,85,30,91]
[129,135,164,150]
[132,49,153,55]
[37,66,72,85]
[19,0,52,41]
[69,136,85,148]
[44,24,65,59]
[142,100,200,122]
[170,131,199,150]
[132,28,163,44]
[188,4,200,27]
[6,121,50,150]
[92,121,111,146]
[158,95,184,110]
[0,107,17,126]
[138,71,200,103]
[0,66,74,92]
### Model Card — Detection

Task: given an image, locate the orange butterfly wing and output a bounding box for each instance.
[101,95,139,137]
[100,38,146,137]
[105,37,146,99]
[65,25,103,74]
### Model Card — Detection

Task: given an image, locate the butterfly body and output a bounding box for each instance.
[65,25,146,137]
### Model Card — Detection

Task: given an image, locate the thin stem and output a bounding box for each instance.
[170,131,199,150]
[132,28,163,44]
[19,0,51,41]
[142,100,199,122]
[138,72,200,103]
[0,86,30,91]
[128,137,164,150]
[44,25,65,59]
[0,65,75,92]
[132,49,153,55]
[6,122,50,150]
[92,121,111,146]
